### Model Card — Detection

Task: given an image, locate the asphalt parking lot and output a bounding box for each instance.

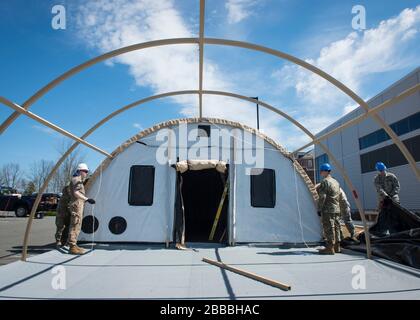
[0,212,56,265]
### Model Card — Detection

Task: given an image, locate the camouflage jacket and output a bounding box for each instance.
[338,188,351,215]
[57,185,71,213]
[374,172,400,199]
[317,175,340,213]
[69,175,86,206]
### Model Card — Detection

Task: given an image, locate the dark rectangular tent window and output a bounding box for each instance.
[250,168,276,208]
[198,125,211,137]
[128,165,155,206]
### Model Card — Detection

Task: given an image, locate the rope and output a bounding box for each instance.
[89,163,103,252]
[293,159,311,250]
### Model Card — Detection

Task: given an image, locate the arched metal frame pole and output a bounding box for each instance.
[21,90,372,260]
[204,91,373,258]
[203,38,420,182]
[198,0,205,118]
[0,38,199,135]
[293,83,420,153]
[1,38,417,181]
[5,0,406,260]
[20,91,197,261]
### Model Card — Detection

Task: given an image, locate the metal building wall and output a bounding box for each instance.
[315,67,420,211]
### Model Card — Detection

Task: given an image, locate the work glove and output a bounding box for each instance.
[383,195,393,207]
[380,190,388,198]
[86,198,96,204]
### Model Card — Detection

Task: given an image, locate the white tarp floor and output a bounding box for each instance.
[0,244,419,300]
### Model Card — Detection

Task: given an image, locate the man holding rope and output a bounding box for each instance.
[67,163,96,255]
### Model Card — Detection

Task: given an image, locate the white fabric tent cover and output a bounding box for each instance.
[80,118,321,244]
[86,117,317,200]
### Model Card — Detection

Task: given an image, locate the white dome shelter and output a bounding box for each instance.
[79,118,321,245]
[3,0,418,260]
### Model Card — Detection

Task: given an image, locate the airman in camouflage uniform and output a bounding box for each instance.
[373,162,400,211]
[55,185,71,247]
[67,163,96,255]
[317,163,341,255]
[338,188,356,239]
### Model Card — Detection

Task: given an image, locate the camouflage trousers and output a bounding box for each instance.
[321,211,341,245]
[68,201,84,246]
[340,208,355,238]
[55,206,71,243]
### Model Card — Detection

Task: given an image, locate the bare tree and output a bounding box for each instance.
[28,160,54,193]
[52,141,86,193]
[0,163,23,189]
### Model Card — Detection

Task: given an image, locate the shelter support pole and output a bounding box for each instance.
[0,37,416,181]
[0,38,198,135]
[203,257,291,291]
[166,127,174,248]
[0,97,112,158]
[229,135,237,246]
[198,0,205,118]
[293,83,420,153]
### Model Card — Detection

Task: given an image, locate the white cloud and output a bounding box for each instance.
[76,0,234,111]
[75,1,419,151]
[32,125,61,138]
[343,102,360,115]
[273,6,420,133]
[225,0,257,24]
[133,123,143,130]
[75,0,285,148]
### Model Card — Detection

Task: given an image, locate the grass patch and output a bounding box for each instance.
[42,211,57,217]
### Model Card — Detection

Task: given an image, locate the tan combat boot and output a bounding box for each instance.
[69,245,85,255]
[334,242,341,253]
[318,243,335,255]
[175,243,188,250]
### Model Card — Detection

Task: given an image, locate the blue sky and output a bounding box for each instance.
[0,0,419,175]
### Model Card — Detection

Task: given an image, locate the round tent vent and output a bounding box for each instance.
[108,216,127,235]
[81,216,99,234]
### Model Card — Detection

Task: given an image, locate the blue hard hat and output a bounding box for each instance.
[320,163,331,172]
[375,162,387,171]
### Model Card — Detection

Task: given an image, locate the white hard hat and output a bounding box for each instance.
[77,163,89,171]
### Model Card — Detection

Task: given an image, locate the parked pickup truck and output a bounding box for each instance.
[0,190,60,218]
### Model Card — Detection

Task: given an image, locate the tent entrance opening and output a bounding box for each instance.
[181,168,229,243]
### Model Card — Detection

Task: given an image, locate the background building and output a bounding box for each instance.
[295,151,315,183]
[314,67,420,212]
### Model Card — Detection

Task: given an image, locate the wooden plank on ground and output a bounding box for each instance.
[202,257,291,291]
